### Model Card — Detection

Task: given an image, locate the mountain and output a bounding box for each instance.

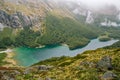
[0,0,120,49]
[1,0,120,28]
[0,0,120,80]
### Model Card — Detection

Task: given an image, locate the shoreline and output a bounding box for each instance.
[0,49,13,53]
[2,49,18,67]
[0,39,118,67]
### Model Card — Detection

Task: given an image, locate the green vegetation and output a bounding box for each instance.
[0,37,13,48]
[1,12,120,50]
[37,14,101,49]
[0,48,120,80]
[0,27,14,49]
[0,53,7,66]
[0,27,13,40]
[98,27,120,40]
[33,56,72,66]
[15,27,41,47]
[99,32,111,42]
[31,48,120,80]
[0,14,102,50]
[0,15,120,50]
[0,27,41,48]
[101,27,120,48]
[0,1,120,80]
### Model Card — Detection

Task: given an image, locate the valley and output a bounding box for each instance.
[12,38,118,66]
[0,0,120,80]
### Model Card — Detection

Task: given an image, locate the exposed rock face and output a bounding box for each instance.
[10,13,21,28]
[97,56,113,71]
[0,23,5,31]
[16,12,32,27]
[37,65,53,71]
[0,10,10,27]
[0,10,40,28]
[24,65,53,75]
[101,71,118,80]
[86,11,94,24]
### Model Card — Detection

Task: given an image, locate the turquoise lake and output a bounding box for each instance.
[13,39,118,66]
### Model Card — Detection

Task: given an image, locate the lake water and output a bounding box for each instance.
[13,39,118,66]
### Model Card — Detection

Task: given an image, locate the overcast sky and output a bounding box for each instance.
[7,0,120,9]
[68,0,120,9]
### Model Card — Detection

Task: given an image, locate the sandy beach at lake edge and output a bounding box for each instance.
[1,49,18,67]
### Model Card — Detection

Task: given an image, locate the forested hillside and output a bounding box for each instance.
[38,14,102,49]
[0,0,120,49]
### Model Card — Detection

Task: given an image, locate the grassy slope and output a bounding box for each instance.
[32,48,120,80]
[0,53,7,66]
[0,48,119,80]
[0,27,14,40]
[0,48,118,80]
[0,0,45,16]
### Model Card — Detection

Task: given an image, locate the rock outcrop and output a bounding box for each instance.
[97,56,113,71]
[37,65,53,71]
[0,67,21,80]
[101,71,118,80]
[0,10,40,28]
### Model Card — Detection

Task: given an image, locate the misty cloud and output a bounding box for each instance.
[82,0,119,7]
[66,0,120,9]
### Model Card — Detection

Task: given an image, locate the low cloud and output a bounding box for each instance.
[65,0,120,9]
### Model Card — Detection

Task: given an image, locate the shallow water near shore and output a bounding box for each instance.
[13,39,118,67]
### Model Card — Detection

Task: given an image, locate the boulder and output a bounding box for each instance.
[24,68,33,74]
[97,56,113,71]
[101,71,118,80]
[45,77,51,80]
[37,65,53,71]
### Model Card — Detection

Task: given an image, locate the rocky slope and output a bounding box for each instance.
[1,0,120,29]
[0,10,35,28]
[0,0,45,30]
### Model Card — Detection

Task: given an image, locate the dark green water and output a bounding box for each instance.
[13,39,118,66]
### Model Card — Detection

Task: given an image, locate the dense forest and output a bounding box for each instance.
[37,14,102,49]
[0,27,41,49]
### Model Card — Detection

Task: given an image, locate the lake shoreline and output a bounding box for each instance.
[0,49,18,67]
[0,39,118,67]
[13,39,118,67]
